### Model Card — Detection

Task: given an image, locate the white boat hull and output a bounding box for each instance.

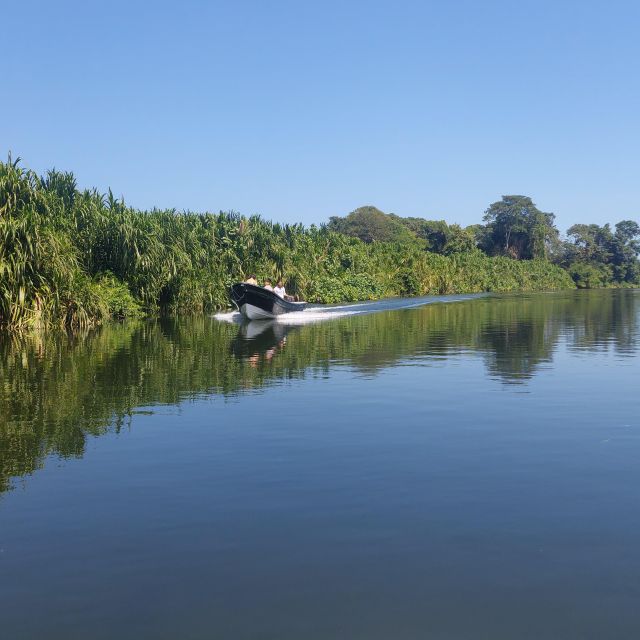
[241,303,276,320]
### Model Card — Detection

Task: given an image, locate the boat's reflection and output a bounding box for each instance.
[231,320,294,365]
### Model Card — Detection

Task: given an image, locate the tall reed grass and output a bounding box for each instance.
[0,157,574,330]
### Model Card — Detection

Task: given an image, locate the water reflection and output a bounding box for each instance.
[231,321,291,363]
[0,289,638,493]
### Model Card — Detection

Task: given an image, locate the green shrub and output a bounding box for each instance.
[307,273,385,303]
[93,273,143,319]
[568,261,613,288]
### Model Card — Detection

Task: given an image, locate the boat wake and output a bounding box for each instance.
[214,293,485,325]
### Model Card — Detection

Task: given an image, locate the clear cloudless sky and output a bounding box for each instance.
[3,0,639,230]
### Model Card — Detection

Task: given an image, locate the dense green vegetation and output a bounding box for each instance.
[1,157,577,330]
[329,205,478,254]
[330,199,640,286]
[1,289,637,494]
[559,221,640,288]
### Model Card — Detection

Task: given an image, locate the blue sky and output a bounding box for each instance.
[3,0,639,230]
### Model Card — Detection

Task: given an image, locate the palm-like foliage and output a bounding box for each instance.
[0,157,574,331]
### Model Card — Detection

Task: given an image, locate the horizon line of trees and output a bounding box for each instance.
[329,199,640,288]
[0,157,575,331]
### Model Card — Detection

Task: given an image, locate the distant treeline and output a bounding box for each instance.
[329,203,640,289]
[0,156,599,331]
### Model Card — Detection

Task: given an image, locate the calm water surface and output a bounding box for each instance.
[1,289,639,639]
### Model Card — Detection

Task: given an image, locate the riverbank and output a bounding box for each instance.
[0,159,574,331]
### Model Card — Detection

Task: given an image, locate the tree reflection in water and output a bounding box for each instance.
[0,289,638,493]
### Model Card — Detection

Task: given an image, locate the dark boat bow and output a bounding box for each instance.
[231,283,307,320]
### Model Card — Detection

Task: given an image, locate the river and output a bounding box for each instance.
[1,289,639,639]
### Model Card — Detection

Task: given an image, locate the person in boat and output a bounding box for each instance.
[245,274,257,285]
[263,279,274,291]
[274,279,296,301]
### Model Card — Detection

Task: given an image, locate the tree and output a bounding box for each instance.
[562,220,640,286]
[440,224,478,255]
[612,220,640,282]
[327,206,418,244]
[370,216,476,255]
[565,223,613,263]
[481,196,558,260]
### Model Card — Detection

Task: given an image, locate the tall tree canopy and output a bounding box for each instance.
[328,207,477,255]
[564,220,640,285]
[481,196,558,260]
[399,218,477,255]
[327,206,417,244]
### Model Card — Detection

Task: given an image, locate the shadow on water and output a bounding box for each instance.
[0,289,638,493]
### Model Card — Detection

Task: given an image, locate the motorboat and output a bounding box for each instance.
[230,283,307,320]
